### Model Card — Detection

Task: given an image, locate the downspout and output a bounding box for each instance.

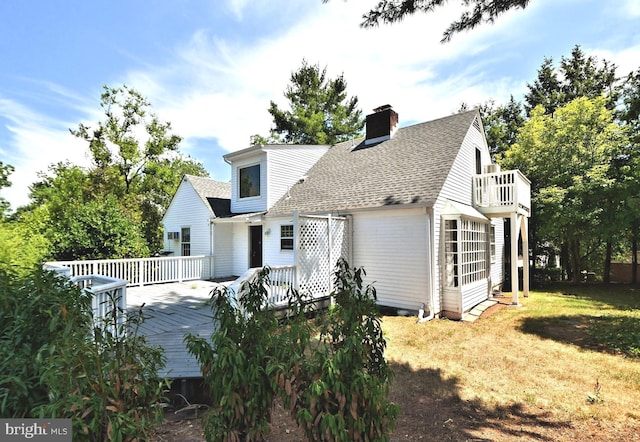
[418,206,435,323]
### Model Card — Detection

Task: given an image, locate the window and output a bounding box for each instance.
[444,218,489,287]
[444,220,459,287]
[490,224,496,263]
[475,147,482,175]
[181,227,191,256]
[280,225,294,250]
[239,164,260,198]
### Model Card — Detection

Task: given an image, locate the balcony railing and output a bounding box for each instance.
[473,170,531,217]
[45,255,213,287]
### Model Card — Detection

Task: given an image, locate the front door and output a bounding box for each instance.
[249,225,263,268]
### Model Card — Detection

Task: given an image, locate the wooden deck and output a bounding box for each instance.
[127,280,230,378]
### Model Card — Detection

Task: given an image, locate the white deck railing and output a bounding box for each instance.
[473,170,531,216]
[44,255,213,287]
[72,274,128,337]
[267,265,297,306]
[46,257,313,310]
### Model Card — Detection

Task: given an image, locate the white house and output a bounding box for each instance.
[163,106,530,319]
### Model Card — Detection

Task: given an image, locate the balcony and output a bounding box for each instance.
[473,169,531,218]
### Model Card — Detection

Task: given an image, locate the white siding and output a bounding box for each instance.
[263,218,296,268]
[228,146,328,214]
[213,223,234,278]
[265,146,328,209]
[162,181,212,257]
[230,154,268,213]
[351,207,431,311]
[231,223,250,276]
[434,121,494,317]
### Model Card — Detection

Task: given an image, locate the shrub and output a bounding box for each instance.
[187,259,399,441]
[185,267,281,441]
[0,268,89,417]
[293,259,400,441]
[0,268,167,441]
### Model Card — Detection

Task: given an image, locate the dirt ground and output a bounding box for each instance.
[150,303,640,441]
[151,391,639,442]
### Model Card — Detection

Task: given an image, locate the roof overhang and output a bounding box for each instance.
[441,201,489,222]
[212,211,266,224]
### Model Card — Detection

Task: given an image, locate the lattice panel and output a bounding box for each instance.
[297,215,349,298]
[330,218,349,265]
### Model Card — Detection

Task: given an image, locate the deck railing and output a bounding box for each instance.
[44,255,213,287]
[267,265,297,306]
[72,274,128,337]
[473,170,531,215]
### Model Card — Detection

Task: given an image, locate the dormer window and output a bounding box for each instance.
[239,164,260,198]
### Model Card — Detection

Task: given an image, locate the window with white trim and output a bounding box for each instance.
[444,220,459,287]
[490,224,496,263]
[280,225,294,250]
[444,218,489,287]
[181,227,191,256]
[239,164,260,198]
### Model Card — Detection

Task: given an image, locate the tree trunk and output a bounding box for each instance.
[633,222,638,284]
[603,238,612,284]
[530,213,537,287]
[560,242,571,281]
[570,239,582,283]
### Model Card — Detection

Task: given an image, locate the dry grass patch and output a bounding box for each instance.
[382,284,640,440]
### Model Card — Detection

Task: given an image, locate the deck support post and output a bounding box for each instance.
[522,215,529,298]
[510,212,519,306]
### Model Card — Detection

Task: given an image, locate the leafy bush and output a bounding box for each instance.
[185,267,281,441]
[0,268,167,441]
[186,259,399,441]
[293,259,400,441]
[0,268,89,416]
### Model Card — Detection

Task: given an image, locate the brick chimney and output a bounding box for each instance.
[365,105,399,145]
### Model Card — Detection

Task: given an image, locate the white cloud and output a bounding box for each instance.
[623,0,640,17]
[0,97,89,209]
[123,0,518,158]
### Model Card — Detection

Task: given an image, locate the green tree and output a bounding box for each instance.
[338,0,531,42]
[524,46,619,115]
[255,60,364,145]
[27,162,149,260]
[70,85,208,252]
[502,97,629,281]
[71,85,182,196]
[618,67,640,282]
[0,161,14,217]
[0,220,50,276]
[470,96,526,158]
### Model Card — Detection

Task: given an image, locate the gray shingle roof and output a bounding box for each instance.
[267,110,479,216]
[184,175,231,217]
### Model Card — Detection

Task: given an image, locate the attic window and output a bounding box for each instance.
[239,164,260,198]
[473,116,482,133]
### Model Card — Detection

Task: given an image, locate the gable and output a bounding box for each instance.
[163,175,231,221]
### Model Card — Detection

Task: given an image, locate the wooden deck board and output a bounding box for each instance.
[127,280,229,378]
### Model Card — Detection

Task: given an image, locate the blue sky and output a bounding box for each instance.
[1,0,639,210]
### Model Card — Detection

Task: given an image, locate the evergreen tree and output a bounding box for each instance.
[342,0,531,42]
[255,60,364,145]
[525,45,619,115]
